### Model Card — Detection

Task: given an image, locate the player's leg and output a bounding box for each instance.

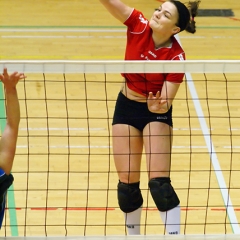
[144,121,172,179]
[0,169,14,228]
[112,123,143,235]
[143,122,180,234]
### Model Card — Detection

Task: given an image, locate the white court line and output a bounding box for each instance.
[16,145,208,149]
[0,28,232,39]
[17,145,239,149]
[224,146,240,149]
[1,29,232,40]
[175,34,240,233]
[1,35,126,39]
[16,144,240,149]
[186,72,240,233]
[1,35,210,40]
[16,145,111,149]
[0,28,234,42]
[19,127,240,131]
[19,127,106,131]
[0,28,127,33]
[19,127,207,131]
[0,28,207,39]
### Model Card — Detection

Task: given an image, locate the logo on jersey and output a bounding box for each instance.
[140,51,157,60]
[157,116,167,120]
[148,51,157,58]
[178,53,184,60]
[138,14,148,24]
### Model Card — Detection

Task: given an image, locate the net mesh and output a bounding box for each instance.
[0,60,240,237]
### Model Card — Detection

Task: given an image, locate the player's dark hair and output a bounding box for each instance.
[169,0,201,34]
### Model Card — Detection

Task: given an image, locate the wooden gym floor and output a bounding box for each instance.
[0,0,240,237]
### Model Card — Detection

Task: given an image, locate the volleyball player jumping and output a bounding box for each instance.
[99,0,200,235]
[0,68,25,228]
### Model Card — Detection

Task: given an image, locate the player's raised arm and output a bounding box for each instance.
[99,0,133,23]
[0,68,25,229]
[0,68,26,175]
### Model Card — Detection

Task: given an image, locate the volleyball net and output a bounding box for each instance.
[0,60,240,239]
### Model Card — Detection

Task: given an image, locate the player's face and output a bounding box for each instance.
[149,1,180,36]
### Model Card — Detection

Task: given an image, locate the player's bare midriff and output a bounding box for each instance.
[121,78,147,102]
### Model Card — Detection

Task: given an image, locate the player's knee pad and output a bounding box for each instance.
[148,177,179,212]
[117,181,143,213]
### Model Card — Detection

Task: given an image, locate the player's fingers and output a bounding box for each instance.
[10,72,24,79]
[156,91,161,98]
[148,92,153,99]
[17,73,26,81]
[9,71,19,78]
[20,73,26,79]
[3,68,9,76]
[15,72,24,78]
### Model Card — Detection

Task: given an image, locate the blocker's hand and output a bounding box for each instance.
[0,68,26,88]
[147,91,167,113]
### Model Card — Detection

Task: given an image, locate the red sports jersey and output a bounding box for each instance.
[121,9,185,96]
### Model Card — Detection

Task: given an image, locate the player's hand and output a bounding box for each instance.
[147,91,167,113]
[0,68,26,88]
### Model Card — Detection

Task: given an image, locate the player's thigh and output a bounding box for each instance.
[112,124,143,182]
[143,121,173,178]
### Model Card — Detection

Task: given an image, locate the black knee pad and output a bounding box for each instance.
[117,181,143,213]
[148,177,180,212]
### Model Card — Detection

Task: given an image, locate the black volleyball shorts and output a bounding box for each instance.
[112,91,173,131]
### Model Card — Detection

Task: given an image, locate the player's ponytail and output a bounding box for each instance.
[185,1,201,33]
[169,0,201,34]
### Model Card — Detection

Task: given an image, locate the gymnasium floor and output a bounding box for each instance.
[0,0,240,237]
